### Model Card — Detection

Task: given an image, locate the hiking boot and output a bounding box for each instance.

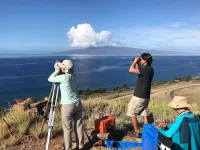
[132,132,141,138]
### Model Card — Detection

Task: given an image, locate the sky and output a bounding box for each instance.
[0,0,200,53]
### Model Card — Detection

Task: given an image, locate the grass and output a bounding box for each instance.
[82,96,175,128]
[1,80,200,149]
[173,86,200,115]
[0,106,30,148]
[82,86,200,127]
[0,119,8,139]
[82,95,131,127]
[149,98,177,122]
[28,105,63,139]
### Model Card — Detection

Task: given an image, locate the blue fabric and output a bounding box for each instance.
[159,112,200,150]
[105,141,142,149]
[142,124,158,150]
[185,116,200,150]
[105,124,158,149]
[180,117,190,143]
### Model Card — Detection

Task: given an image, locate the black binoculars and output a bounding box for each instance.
[133,58,141,62]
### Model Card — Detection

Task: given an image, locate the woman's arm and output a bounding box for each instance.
[166,124,172,129]
[158,117,184,138]
[48,70,65,83]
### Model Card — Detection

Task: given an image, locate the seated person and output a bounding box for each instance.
[158,96,200,150]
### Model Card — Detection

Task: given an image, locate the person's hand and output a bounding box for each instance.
[54,63,61,71]
[133,57,139,64]
[158,123,167,129]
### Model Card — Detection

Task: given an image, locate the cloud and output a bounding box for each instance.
[67,23,120,47]
[190,12,200,22]
[168,22,184,28]
[114,27,200,50]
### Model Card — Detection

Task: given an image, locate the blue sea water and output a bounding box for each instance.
[0,55,200,108]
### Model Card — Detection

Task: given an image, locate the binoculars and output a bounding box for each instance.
[133,58,141,62]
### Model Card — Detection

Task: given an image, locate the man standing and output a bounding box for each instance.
[127,53,154,138]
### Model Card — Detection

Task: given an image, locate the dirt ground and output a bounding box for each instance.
[2,80,200,150]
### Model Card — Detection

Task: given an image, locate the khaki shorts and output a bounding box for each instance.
[127,96,150,117]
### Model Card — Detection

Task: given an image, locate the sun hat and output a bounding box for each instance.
[57,60,73,72]
[168,96,191,109]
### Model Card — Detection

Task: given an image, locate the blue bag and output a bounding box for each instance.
[142,124,158,150]
[105,124,159,149]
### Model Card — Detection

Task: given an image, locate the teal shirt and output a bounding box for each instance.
[159,112,200,150]
[48,70,80,104]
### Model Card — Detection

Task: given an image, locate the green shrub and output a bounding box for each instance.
[78,89,84,95]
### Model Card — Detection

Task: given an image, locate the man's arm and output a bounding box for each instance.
[129,58,140,74]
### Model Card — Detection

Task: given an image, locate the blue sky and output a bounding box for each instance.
[0,0,200,53]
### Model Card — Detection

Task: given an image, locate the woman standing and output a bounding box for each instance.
[48,60,84,150]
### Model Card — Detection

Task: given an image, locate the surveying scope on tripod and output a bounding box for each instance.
[39,83,60,150]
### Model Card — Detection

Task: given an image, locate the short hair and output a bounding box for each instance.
[141,53,153,65]
[67,67,74,74]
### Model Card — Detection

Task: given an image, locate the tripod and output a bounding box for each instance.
[39,83,60,150]
[39,83,93,150]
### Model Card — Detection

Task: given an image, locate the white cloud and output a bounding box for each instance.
[168,22,184,28]
[67,23,120,47]
[190,12,200,22]
[114,26,200,50]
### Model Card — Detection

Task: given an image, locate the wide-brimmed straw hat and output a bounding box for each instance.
[168,96,191,109]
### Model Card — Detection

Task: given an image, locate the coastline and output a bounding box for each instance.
[1,77,200,149]
[0,75,198,111]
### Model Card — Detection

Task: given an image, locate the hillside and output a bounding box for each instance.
[57,46,178,56]
[1,79,200,150]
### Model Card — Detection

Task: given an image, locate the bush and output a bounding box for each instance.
[174,76,191,82]
[85,89,91,95]
[78,89,84,95]
[182,76,191,81]
[121,83,128,90]
[91,88,106,93]
[153,81,162,85]
[175,77,181,80]
[112,86,120,91]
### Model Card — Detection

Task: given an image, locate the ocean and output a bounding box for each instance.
[1,55,200,108]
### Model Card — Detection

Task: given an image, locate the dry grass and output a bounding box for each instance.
[28,106,63,139]
[83,85,200,127]
[1,82,200,149]
[0,107,30,148]
[82,95,131,127]
[149,98,177,122]
[0,119,8,139]
[173,86,200,115]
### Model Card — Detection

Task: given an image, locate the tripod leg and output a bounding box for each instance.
[83,125,91,142]
[38,85,54,138]
[50,85,59,126]
[39,119,46,138]
[82,118,93,144]
[45,84,60,150]
[46,128,52,150]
